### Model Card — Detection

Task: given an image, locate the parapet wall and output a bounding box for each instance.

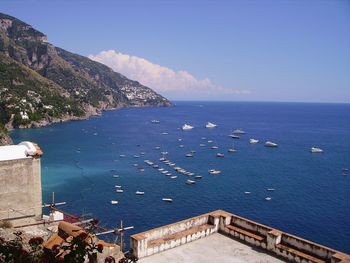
[0,157,42,225]
[130,210,350,262]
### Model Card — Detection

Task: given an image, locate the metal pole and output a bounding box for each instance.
[120,220,124,252]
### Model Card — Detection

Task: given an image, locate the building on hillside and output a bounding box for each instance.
[0,141,43,226]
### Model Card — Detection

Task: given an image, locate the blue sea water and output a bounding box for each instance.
[11,101,350,253]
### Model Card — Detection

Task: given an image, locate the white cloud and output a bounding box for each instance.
[88,50,249,99]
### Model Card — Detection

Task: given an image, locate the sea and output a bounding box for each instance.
[11,101,350,253]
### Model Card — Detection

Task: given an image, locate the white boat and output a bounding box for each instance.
[194,175,202,179]
[211,146,219,149]
[249,139,259,144]
[311,147,323,153]
[206,122,217,128]
[265,197,272,201]
[233,129,245,134]
[228,148,236,153]
[186,179,196,185]
[229,134,240,139]
[161,132,168,135]
[216,153,224,158]
[186,153,194,157]
[199,144,206,147]
[162,198,173,202]
[119,154,126,157]
[155,146,161,149]
[244,191,251,194]
[136,191,145,195]
[267,188,275,191]
[115,185,122,188]
[151,120,160,123]
[182,124,194,130]
[207,140,213,143]
[111,200,119,205]
[208,169,221,175]
[179,145,184,148]
[170,176,177,179]
[133,155,140,158]
[265,141,278,147]
[112,175,119,178]
[116,189,124,193]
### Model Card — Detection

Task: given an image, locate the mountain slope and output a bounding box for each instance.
[0,12,171,137]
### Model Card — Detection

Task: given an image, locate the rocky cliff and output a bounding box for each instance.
[0,13,172,141]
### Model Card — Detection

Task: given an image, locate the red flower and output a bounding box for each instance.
[104,256,115,263]
[52,244,60,254]
[78,232,88,240]
[97,243,104,253]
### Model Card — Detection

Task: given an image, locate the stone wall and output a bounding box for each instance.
[130,210,350,262]
[0,157,42,225]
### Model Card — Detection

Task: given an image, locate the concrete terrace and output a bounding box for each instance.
[139,233,285,263]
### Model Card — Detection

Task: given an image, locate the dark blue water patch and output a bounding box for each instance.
[11,101,350,253]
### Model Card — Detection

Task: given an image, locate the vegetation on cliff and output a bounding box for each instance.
[0,12,172,142]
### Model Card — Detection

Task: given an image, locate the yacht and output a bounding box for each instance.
[151,120,160,124]
[265,197,272,201]
[265,141,278,147]
[111,200,119,205]
[216,153,224,158]
[170,176,177,179]
[206,122,217,128]
[228,148,236,153]
[311,147,323,153]
[182,124,194,130]
[185,153,194,157]
[244,191,251,194]
[208,169,221,175]
[249,138,259,144]
[162,198,173,202]
[229,134,240,139]
[233,129,245,134]
[186,179,196,185]
[194,175,202,179]
[115,185,122,188]
[211,146,219,149]
[116,189,124,193]
[136,191,145,195]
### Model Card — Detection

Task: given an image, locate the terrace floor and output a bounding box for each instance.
[139,233,286,263]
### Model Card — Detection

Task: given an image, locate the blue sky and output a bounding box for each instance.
[1,0,350,102]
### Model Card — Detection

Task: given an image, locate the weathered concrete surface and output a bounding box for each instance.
[139,233,285,263]
[0,157,42,224]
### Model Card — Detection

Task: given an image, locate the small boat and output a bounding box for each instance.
[162,171,168,174]
[161,151,169,155]
[216,153,224,158]
[186,179,196,185]
[158,168,164,171]
[249,139,259,144]
[161,132,168,135]
[133,155,140,158]
[229,134,240,139]
[211,146,219,149]
[233,129,245,134]
[111,200,119,205]
[162,198,173,202]
[201,137,207,140]
[199,144,206,147]
[155,146,161,149]
[267,188,275,191]
[310,147,323,153]
[136,191,145,195]
[115,185,122,188]
[116,189,124,193]
[112,175,119,178]
[151,120,160,123]
[133,164,138,167]
[244,191,251,194]
[179,145,184,148]
[207,140,213,143]
[119,154,126,157]
[178,138,183,141]
[208,169,221,175]
[228,148,236,153]
[186,153,194,157]
[265,197,272,201]
[159,157,166,161]
[139,168,145,172]
[265,141,278,147]
[153,164,159,168]
[182,124,194,130]
[194,175,202,179]
[166,173,172,176]
[170,176,177,179]
[206,122,217,128]
[342,168,349,172]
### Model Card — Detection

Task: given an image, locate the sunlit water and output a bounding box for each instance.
[11,101,350,252]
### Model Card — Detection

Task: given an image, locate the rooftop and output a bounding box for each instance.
[139,233,284,263]
[0,141,42,161]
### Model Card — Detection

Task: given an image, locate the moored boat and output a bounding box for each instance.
[208,169,221,175]
[249,138,259,144]
[216,153,224,157]
[311,147,323,153]
[182,124,194,130]
[136,191,145,195]
[265,141,278,147]
[162,198,173,202]
[206,122,217,128]
[111,200,119,205]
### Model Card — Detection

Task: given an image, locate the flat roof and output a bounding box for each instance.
[0,141,40,161]
[139,233,285,263]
